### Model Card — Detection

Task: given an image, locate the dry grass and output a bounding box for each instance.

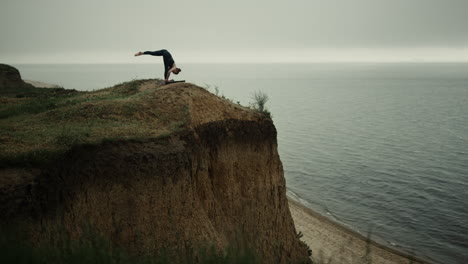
[0,79,191,167]
[1,78,265,168]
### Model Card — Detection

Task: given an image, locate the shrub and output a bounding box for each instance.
[297,231,313,257]
[250,91,271,118]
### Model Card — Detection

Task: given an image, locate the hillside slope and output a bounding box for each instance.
[0,78,311,263]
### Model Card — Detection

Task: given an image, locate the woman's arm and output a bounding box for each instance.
[164,65,178,82]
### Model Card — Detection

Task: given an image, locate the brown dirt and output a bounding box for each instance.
[0,81,311,263]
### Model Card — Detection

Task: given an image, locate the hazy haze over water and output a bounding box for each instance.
[1,0,468,63]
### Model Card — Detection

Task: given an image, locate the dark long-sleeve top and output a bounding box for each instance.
[143,49,175,79]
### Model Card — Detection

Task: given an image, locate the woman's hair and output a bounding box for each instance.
[174,68,182,74]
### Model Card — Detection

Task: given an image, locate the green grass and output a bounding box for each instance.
[0,79,270,168]
[0,79,191,168]
[0,98,58,118]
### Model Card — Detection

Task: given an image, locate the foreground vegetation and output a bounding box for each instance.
[0,224,261,264]
[1,79,311,263]
[0,79,189,167]
[0,79,272,168]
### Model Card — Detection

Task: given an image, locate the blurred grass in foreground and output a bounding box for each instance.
[0,224,261,264]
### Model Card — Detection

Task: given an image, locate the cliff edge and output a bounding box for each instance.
[0,76,311,263]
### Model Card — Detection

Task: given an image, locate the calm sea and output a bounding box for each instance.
[14,63,468,264]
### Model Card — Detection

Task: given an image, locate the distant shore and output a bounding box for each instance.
[23,79,60,88]
[288,197,436,264]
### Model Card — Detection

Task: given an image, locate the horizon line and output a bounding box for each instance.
[9,60,468,65]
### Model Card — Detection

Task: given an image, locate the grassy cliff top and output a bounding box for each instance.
[0,79,264,168]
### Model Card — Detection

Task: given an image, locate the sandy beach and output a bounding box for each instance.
[23,79,60,88]
[288,198,435,264]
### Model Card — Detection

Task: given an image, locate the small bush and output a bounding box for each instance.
[250,91,271,118]
[297,231,312,257]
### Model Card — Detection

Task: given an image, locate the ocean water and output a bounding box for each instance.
[14,63,468,263]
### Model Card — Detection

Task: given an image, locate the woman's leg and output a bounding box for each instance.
[143,49,166,56]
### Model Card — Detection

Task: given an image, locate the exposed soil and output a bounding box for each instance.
[0,80,311,263]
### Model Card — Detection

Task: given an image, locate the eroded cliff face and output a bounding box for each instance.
[1,82,310,263]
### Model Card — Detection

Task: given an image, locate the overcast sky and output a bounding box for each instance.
[1,0,468,63]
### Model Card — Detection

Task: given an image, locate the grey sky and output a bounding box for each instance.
[1,0,468,63]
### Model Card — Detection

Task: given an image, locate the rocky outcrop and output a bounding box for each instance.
[1,81,311,263]
[0,64,35,91]
[0,64,71,97]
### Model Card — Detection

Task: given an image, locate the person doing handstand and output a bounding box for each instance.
[134,49,181,84]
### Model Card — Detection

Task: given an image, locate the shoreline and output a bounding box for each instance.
[288,197,437,264]
[23,79,60,88]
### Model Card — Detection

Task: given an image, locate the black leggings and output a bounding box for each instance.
[143,49,175,79]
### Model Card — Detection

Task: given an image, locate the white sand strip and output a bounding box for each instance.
[24,79,60,88]
[288,198,436,264]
